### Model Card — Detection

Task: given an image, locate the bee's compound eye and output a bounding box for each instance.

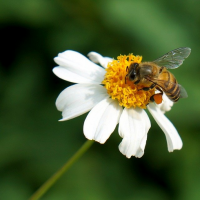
[129,72,136,80]
[128,62,138,81]
[133,63,139,68]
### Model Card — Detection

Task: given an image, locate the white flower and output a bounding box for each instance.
[53,50,182,158]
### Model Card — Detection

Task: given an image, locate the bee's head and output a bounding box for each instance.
[127,62,139,81]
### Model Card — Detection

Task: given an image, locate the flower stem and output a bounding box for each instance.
[29,140,94,200]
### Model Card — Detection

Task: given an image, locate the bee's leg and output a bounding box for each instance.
[150,95,155,102]
[155,86,163,94]
[150,87,163,104]
[140,83,156,91]
[134,80,140,84]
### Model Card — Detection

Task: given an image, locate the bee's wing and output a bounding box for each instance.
[179,84,188,98]
[153,47,191,69]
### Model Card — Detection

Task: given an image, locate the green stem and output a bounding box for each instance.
[29,140,94,200]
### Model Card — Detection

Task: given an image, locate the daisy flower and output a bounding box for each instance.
[53,50,182,158]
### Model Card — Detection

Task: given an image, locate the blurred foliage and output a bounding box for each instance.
[1,0,200,199]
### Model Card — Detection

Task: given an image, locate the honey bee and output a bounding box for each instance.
[126,47,191,104]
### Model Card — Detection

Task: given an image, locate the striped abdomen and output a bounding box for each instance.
[157,68,180,102]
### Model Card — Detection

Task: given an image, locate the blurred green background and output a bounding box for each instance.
[0,0,200,199]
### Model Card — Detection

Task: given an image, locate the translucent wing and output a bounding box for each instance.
[179,84,188,98]
[153,47,191,69]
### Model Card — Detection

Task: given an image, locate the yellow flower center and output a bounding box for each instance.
[102,54,156,109]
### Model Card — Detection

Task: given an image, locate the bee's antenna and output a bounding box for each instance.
[125,74,128,84]
[125,66,129,84]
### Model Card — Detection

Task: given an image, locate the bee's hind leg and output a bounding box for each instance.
[150,87,163,104]
[155,86,163,94]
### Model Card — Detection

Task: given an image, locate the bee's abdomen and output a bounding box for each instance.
[164,72,180,102]
[165,85,180,102]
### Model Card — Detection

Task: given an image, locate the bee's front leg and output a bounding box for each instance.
[140,83,156,91]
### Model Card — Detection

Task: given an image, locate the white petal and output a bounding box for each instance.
[147,103,182,152]
[84,98,122,144]
[88,52,113,68]
[156,93,174,113]
[118,107,151,158]
[56,84,108,121]
[53,50,105,84]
